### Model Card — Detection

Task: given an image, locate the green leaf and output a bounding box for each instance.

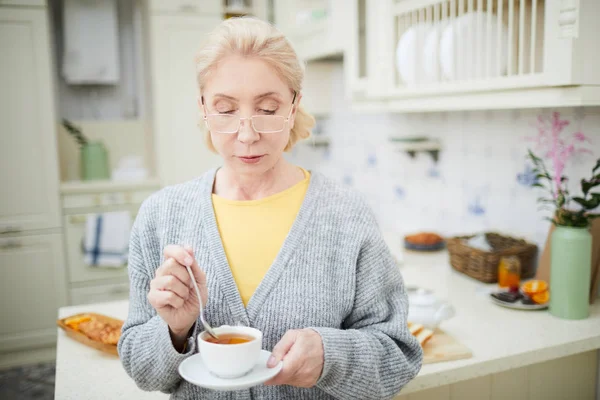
[573,193,600,210]
[536,173,552,181]
[593,159,600,174]
[536,198,555,204]
[582,177,600,195]
[531,183,545,189]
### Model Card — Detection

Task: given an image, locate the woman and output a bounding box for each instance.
[118,17,422,400]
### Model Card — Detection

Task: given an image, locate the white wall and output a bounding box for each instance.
[289,64,600,251]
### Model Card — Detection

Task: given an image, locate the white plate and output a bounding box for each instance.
[440,11,509,81]
[178,350,283,391]
[489,294,548,311]
[396,23,431,85]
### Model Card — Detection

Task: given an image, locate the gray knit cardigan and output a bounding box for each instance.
[118,168,423,399]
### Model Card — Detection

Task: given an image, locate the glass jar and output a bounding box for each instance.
[498,256,521,288]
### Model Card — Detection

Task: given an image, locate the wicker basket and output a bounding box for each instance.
[446,232,538,283]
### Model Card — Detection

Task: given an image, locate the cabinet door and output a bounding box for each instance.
[69,281,129,306]
[0,7,61,233]
[150,15,223,186]
[0,233,67,352]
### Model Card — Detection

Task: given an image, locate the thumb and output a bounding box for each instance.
[268,330,298,368]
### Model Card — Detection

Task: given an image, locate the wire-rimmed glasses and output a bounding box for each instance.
[202,92,296,134]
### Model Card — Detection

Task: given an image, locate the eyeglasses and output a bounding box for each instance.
[201,92,296,134]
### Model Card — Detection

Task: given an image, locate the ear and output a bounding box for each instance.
[290,92,302,129]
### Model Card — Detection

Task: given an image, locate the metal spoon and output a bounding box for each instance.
[184,264,218,340]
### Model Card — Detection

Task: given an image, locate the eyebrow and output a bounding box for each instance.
[203,91,285,105]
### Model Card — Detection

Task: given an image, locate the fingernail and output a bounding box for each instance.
[267,355,276,367]
[184,256,193,266]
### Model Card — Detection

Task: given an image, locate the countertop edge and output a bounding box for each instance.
[400,336,600,394]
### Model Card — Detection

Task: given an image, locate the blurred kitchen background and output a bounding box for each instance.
[1,0,599,397]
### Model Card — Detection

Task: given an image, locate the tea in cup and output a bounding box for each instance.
[198,325,262,379]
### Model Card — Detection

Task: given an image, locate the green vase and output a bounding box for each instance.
[549,225,592,320]
[81,141,110,180]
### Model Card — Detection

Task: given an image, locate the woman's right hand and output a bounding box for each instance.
[148,245,208,343]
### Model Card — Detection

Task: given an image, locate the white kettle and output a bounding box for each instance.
[407,288,455,329]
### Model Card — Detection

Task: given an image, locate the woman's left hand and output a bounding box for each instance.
[264,329,324,388]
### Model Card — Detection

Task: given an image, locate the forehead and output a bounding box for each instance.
[203,55,290,101]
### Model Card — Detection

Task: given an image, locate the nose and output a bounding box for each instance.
[237,118,259,144]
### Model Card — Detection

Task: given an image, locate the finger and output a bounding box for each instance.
[147,289,185,309]
[156,258,191,286]
[151,275,189,299]
[268,330,298,368]
[164,244,195,267]
[265,340,304,386]
[182,246,207,287]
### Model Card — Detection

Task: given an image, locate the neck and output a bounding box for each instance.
[215,158,303,201]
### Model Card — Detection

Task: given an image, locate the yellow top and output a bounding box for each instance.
[212,169,310,306]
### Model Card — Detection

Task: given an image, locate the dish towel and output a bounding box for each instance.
[62,0,120,84]
[83,211,131,267]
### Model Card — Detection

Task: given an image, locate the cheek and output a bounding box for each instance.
[210,132,234,154]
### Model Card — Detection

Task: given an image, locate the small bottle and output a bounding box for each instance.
[498,256,521,289]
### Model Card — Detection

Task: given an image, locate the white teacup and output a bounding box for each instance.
[197,325,263,379]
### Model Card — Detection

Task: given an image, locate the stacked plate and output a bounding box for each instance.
[396,11,509,84]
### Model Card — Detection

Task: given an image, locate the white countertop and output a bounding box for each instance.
[54,251,600,399]
[60,178,161,194]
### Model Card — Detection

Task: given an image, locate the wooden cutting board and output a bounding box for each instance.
[422,328,472,364]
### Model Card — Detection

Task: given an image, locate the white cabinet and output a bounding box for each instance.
[149,0,221,15]
[69,282,130,306]
[0,234,67,352]
[0,0,46,6]
[274,0,351,61]
[349,0,600,112]
[61,180,160,305]
[0,7,61,233]
[149,13,223,186]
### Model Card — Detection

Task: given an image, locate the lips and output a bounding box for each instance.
[238,155,265,164]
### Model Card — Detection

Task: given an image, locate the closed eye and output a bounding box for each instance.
[259,109,277,115]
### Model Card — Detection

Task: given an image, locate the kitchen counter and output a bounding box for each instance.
[54,251,600,399]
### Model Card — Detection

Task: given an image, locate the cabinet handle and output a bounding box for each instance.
[0,226,22,234]
[0,240,22,250]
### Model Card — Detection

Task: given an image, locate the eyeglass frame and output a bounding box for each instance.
[200,91,297,134]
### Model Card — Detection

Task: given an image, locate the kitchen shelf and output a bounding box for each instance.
[389,137,441,161]
[384,85,600,113]
[60,178,161,194]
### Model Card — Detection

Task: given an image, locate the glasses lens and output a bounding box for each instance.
[252,115,285,133]
[207,114,239,134]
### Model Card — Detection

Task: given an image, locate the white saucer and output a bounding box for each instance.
[178,350,283,391]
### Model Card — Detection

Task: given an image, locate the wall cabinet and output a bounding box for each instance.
[346,0,600,112]
[149,12,224,186]
[0,6,61,233]
[274,0,351,62]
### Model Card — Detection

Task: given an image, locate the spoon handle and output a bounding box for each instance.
[185,264,203,317]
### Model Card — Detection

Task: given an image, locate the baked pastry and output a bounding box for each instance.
[405,232,444,246]
[76,317,123,345]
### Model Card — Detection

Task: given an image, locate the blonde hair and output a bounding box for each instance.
[195,17,315,152]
